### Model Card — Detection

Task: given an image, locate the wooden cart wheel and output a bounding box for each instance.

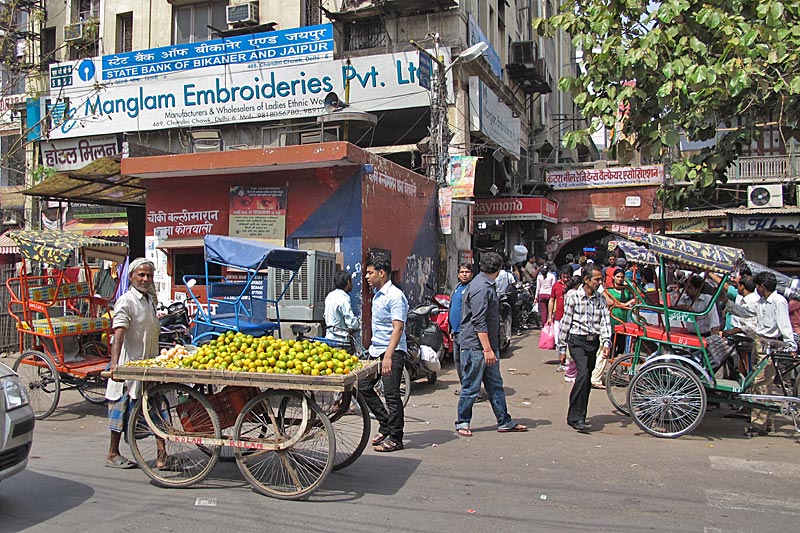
[13,350,60,419]
[128,383,221,488]
[233,391,335,500]
[627,362,706,438]
[313,390,370,471]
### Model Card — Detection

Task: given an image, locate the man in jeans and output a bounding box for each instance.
[359,256,408,452]
[449,262,473,388]
[455,251,528,437]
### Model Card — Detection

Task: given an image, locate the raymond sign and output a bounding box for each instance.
[474,197,558,223]
[546,165,663,190]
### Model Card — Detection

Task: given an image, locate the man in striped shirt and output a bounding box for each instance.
[557,266,612,432]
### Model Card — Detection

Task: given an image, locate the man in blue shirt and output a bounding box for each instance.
[455,251,528,437]
[324,270,359,342]
[449,262,473,386]
[358,256,408,452]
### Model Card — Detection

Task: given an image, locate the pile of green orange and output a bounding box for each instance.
[128,331,362,376]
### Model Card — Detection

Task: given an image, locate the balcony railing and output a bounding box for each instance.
[726,155,799,182]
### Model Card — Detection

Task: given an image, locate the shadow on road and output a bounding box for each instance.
[314,454,422,502]
[0,470,94,532]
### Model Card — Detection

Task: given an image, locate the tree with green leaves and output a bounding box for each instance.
[533,0,800,209]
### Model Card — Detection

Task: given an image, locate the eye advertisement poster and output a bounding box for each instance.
[229,185,287,244]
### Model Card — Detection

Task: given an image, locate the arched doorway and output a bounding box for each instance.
[553,229,617,266]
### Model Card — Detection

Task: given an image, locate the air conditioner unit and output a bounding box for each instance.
[747,184,783,209]
[509,41,536,67]
[190,130,224,152]
[267,250,337,321]
[226,3,259,26]
[2,211,19,225]
[64,22,85,43]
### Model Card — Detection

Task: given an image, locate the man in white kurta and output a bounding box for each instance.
[105,258,160,469]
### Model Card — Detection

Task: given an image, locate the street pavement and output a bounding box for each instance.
[2,330,800,532]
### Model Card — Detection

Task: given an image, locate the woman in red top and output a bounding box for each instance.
[548,266,575,368]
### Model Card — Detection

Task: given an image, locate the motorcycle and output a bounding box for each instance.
[498,293,513,354]
[405,304,444,383]
[158,300,193,349]
[431,293,453,358]
[513,280,540,332]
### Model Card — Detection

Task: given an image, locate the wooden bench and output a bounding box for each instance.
[614,322,706,348]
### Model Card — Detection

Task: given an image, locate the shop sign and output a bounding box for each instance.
[731,215,800,231]
[46,38,450,140]
[474,197,558,223]
[671,218,708,233]
[468,77,521,159]
[40,135,118,171]
[467,15,502,78]
[546,164,663,190]
[147,208,222,237]
[229,185,288,245]
[0,94,25,131]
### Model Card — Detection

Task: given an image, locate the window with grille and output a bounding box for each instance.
[42,27,57,66]
[304,0,321,26]
[116,12,133,53]
[74,0,100,21]
[173,1,228,44]
[344,18,386,51]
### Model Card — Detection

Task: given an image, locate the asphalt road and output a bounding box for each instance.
[2,331,800,533]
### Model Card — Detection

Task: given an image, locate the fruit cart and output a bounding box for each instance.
[183,235,307,342]
[106,356,379,500]
[6,230,127,419]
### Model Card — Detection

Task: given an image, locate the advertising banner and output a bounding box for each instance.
[546,164,663,190]
[449,155,478,198]
[468,77,520,158]
[229,185,288,244]
[438,186,452,234]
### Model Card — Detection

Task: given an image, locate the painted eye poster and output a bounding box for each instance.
[229,185,288,245]
[448,155,478,198]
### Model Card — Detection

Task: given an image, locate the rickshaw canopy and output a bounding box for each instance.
[204,234,307,272]
[610,239,659,266]
[8,230,129,268]
[625,231,745,274]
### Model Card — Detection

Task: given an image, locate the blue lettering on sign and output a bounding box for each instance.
[101,24,334,81]
[468,14,501,78]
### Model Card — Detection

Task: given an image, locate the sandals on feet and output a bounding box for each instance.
[456,428,473,437]
[105,455,137,469]
[497,424,528,433]
[374,439,403,452]
[371,433,388,446]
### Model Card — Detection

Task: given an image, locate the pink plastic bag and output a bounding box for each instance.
[538,323,556,350]
[564,358,577,379]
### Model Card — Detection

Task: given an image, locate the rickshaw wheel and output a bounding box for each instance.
[77,376,108,405]
[605,353,644,416]
[76,341,109,405]
[233,391,335,500]
[313,390,370,471]
[128,383,221,488]
[13,350,60,420]
[628,362,706,438]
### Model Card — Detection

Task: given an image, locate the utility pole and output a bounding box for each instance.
[411,34,450,185]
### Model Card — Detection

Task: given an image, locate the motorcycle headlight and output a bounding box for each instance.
[1,375,30,411]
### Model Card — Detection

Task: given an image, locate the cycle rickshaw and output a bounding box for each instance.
[602,231,799,438]
[6,230,127,419]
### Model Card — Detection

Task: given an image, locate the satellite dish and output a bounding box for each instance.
[323,92,348,112]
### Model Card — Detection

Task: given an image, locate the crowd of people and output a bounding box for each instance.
[104,245,800,468]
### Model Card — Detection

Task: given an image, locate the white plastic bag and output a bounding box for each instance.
[419,344,442,373]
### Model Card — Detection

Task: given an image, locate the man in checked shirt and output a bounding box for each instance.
[557,266,612,433]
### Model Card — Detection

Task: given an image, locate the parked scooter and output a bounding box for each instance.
[158,300,193,349]
[498,293,513,354]
[431,293,453,358]
[513,280,540,332]
[405,304,444,383]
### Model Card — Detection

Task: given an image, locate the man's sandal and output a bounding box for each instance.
[497,424,528,433]
[371,433,388,446]
[456,428,473,437]
[374,440,403,452]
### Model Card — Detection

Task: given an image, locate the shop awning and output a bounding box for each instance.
[63,218,129,237]
[23,156,146,207]
[0,232,19,255]
[157,237,206,250]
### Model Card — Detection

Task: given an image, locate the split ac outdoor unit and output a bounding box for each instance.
[64,22,85,43]
[509,41,537,67]
[226,3,259,26]
[747,184,783,209]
